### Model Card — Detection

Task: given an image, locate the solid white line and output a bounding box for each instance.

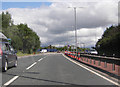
[62,54,120,86]
[38,58,43,61]
[4,76,19,86]
[26,62,37,70]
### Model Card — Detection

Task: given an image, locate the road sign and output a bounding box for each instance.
[7,38,11,44]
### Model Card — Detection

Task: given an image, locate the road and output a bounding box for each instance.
[2,53,117,86]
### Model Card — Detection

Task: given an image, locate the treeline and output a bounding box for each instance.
[42,45,89,52]
[1,12,41,54]
[96,25,120,57]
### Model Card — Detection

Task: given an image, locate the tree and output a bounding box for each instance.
[2,11,13,29]
[17,23,40,53]
[1,12,41,54]
[96,25,120,57]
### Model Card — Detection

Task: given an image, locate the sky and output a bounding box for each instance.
[2,2,52,10]
[1,0,119,47]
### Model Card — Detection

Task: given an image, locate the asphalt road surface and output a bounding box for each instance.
[2,53,118,86]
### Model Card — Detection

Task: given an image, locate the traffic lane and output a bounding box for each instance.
[10,54,114,85]
[2,54,46,85]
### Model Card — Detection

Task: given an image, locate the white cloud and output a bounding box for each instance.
[68,27,104,46]
[2,0,119,2]
[48,0,119,2]
[5,1,118,47]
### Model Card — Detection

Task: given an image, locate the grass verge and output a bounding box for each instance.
[16,51,33,57]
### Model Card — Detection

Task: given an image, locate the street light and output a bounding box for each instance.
[66,26,74,52]
[81,43,85,53]
[68,7,84,55]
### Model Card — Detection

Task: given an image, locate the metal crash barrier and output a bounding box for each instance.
[65,51,120,77]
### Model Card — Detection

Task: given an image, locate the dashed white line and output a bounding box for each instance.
[3,56,46,86]
[38,58,43,61]
[62,54,120,86]
[43,56,47,58]
[26,62,37,70]
[26,56,46,70]
[4,76,19,86]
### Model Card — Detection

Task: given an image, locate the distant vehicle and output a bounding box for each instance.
[0,32,18,72]
[40,49,47,53]
[90,50,98,55]
[57,51,60,53]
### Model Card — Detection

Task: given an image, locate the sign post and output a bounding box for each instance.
[7,38,11,44]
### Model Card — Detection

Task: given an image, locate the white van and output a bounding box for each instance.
[40,49,47,53]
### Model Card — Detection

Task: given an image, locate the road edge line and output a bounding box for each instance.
[62,53,120,86]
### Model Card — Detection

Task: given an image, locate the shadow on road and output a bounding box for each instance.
[3,73,83,86]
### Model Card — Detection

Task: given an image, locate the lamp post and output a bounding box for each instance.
[80,43,85,53]
[82,43,85,53]
[68,7,84,55]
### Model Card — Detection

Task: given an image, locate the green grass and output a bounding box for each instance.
[16,51,32,57]
[16,51,40,57]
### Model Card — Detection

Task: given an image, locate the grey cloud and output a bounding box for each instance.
[6,2,117,47]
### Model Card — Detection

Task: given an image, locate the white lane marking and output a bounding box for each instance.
[38,56,48,61]
[26,56,47,70]
[4,76,19,86]
[26,62,37,70]
[62,54,120,86]
[43,56,47,58]
[38,58,43,61]
[3,56,46,86]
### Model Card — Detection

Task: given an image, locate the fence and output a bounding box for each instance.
[65,51,120,77]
